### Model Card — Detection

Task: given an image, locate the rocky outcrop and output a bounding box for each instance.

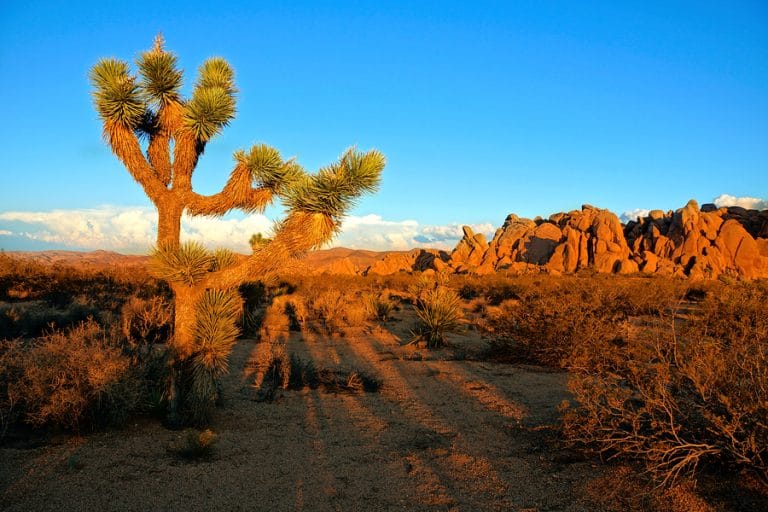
[300,200,768,280]
[366,249,449,276]
[449,226,489,272]
[451,205,635,275]
[449,200,768,279]
[624,199,768,279]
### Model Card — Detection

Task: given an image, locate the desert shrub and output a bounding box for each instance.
[238,281,268,337]
[486,279,628,367]
[297,357,381,393]
[341,300,369,329]
[305,288,369,334]
[410,279,464,348]
[311,289,345,333]
[562,282,768,487]
[251,341,293,393]
[0,319,143,432]
[284,297,309,331]
[170,428,218,460]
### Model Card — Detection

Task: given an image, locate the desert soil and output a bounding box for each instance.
[0,311,605,511]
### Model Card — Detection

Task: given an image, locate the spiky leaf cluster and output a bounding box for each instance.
[150,243,240,283]
[137,37,182,105]
[91,39,237,144]
[150,241,212,285]
[413,285,464,348]
[283,148,385,218]
[210,248,237,272]
[191,289,241,376]
[90,59,145,127]
[183,288,241,424]
[183,58,237,141]
[236,144,305,193]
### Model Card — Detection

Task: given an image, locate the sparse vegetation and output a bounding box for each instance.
[1,254,765,509]
[363,290,396,321]
[248,340,381,401]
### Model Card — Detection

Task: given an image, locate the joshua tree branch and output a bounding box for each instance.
[171,131,203,192]
[147,102,183,186]
[105,120,167,202]
[184,162,275,216]
[202,211,336,290]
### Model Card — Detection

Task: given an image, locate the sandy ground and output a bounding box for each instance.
[0,310,605,511]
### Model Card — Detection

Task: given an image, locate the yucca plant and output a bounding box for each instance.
[363,291,395,321]
[90,36,385,425]
[412,285,464,348]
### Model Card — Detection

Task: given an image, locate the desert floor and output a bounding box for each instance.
[1,310,605,512]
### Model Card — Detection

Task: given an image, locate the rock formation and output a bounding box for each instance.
[448,200,768,279]
[299,199,768,280]
[624,199,768,279]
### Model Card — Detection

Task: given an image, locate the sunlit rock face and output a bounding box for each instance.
[304,200,768,279]
[448,200,768,280]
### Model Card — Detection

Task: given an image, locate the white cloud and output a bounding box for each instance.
[420,223,496,242]
[0,206,270,253]
[713,194,768,211]
[620,208,651,223]
[0,206,495,253]
[334,215,495,251]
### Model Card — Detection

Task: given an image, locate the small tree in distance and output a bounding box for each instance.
[90,36,385,424]
[249,233,270,252]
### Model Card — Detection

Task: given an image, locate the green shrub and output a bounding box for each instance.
[411,283,464,349]
[363,291,395,321]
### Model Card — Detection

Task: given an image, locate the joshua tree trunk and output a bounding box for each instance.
[157,201,184,250]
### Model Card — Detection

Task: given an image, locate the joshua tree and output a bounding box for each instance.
[90,36,384,423]
[249,232,270,252]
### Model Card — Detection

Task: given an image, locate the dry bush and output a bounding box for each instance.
[305,287,368,334]
[121,295,173,348]
[250,341,292,394]
[0,319,142,432]
[311,289,346,333]
[484,278,627,367]
[482,275,694,367]
[284,296,309,331]
[562,281,768,488]
[341,300,369,330]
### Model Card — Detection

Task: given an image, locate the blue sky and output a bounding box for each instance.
[1,1,766,253]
